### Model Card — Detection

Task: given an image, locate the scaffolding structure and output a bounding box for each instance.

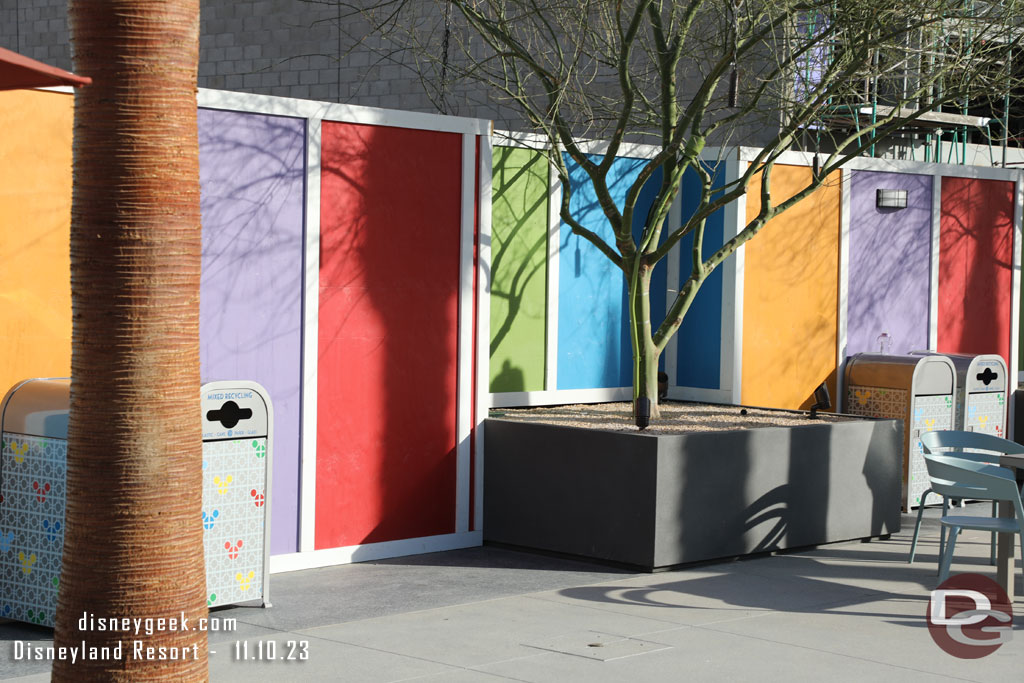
[804,2,1018,166]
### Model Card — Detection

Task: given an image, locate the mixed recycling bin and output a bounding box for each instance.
[0,378,271,627]
[0,378,69,626]
[844,353,957,510]
[912,352,1007,437]
[200,380,272,610]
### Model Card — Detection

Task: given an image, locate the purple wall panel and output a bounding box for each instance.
[199,108,306,555]
[847,171,931,356]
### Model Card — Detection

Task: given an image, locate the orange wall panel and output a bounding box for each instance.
[742,166,840,410]
[0,90,73,396]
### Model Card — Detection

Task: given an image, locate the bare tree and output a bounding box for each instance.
[53,0,208,679]
[335,0,1022,425]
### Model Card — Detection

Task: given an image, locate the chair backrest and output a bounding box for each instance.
[921,430,1024,469]
[923,454,1024,519]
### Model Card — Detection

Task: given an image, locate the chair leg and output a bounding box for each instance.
[1018,532,1024,597]
[990,500,998,566]
[939,496,949,564]
[939,525,959,584]
[909,488,934,563]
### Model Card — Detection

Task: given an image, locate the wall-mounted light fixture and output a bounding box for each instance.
[876,189,908,209]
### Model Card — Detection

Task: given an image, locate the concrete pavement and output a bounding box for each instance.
[2,503,1022,681]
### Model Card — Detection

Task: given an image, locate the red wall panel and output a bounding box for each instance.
[938,176,1014,362]
[317,121,462,548]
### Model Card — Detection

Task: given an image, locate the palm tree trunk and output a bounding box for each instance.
[53,1,207,680]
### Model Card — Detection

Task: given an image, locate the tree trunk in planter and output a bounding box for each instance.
[53,1,207,680]
[627,263,661,425]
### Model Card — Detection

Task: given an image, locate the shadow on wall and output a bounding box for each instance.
[317,121,461,548]
[669,421,893,580]
[938,177,1014,361]
[558,155,667,391]
[846,171,932,357]
[673,428,832,563]
[674,163,728,391]
[198,108,306,556]
[743,167,841,411]
[492,360,525,393]
[489,146,549,393]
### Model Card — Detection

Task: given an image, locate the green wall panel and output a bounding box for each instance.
[490,146,549,392]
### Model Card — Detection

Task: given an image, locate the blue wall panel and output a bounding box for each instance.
[675,166,724,390]
[557,155,666,390]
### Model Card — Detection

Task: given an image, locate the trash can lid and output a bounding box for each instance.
[911,351,1006,394]
[0,378,70,439]
[846,353,955,395]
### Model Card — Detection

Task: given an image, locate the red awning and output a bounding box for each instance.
[0,46,91,91]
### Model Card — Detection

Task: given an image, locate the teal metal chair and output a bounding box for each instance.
[922,452,1024,584]
[911,431,1024,566]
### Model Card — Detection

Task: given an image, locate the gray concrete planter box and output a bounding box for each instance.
[484,414,903,570]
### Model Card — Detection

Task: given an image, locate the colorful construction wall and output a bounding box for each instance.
[198,108,306,556]
[3,89,1022,569]
[490,146,549,393]
[488,143,671,402]
[316,122,463,549]
[846,171,932,356]
[742,166,841,410]
[674,166,726,392]
[1,89,489,572]
[938,176,1015,362]
[487,148,1022,415]
[0,89,73,396]
[558,155,666,390]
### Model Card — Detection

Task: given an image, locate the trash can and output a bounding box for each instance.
[0,378,69,626]
[0,378,272,627]
[201,380,272,609]
[912,351,1008,437]
[844,353,957,510]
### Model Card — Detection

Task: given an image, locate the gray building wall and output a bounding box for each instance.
[0,0,525,128]
[1,0,69,68]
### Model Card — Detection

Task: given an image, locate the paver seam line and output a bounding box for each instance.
[289,624,557,672]
[388,663,530,683]
[520,640,673,664]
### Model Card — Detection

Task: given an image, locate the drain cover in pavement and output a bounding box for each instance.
[524,631,672,661]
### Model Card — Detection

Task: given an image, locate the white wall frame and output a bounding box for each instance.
[720,153,747,404]
[298,114,322,553]
[545,154,562,393]
[837,169,852,410]
[665,387,734,404]
[198,88,490,136]
[455,133,478,534]
[929,175,942,350]
[490,387,632,408]
[269,532,483,574]
[737,146,1022,182]
[1010,174,1024,437]
[475,133,493,531]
